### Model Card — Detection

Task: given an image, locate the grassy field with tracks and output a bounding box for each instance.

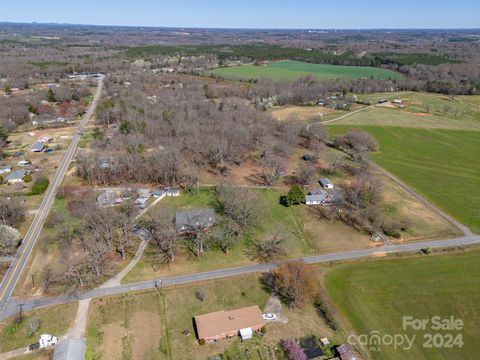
[205,60,403,81]
[324,249,480,359]
[328,125,480,233]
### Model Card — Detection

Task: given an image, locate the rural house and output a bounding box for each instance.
[305,188,329,205]
[194,305,265,342]
[319,178,334,189]
[175,208,216,233]
[5,169,28,183]
[30,142,46,153]
[165,188,180,197]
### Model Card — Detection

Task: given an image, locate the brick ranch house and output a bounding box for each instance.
[194,305,265,343]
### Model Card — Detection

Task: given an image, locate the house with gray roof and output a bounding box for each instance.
[176,208,216,233]
[5,170,28,184]
[306,188,329,205]
[30,142,46,153]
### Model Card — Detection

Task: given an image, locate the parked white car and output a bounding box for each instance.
[263,313,277,321]
[39,334,58,348]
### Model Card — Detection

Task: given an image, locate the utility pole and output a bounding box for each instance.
[18,303,24,323]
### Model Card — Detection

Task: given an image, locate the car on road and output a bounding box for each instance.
[263,313,277,321]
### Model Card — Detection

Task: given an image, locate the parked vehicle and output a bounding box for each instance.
[263,313,277,321]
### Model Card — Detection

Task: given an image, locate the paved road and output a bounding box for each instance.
[0,78,104,319]
[1,233,478,321]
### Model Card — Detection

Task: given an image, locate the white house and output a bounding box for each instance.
[165,189,180,197]
[393,98,402,104]
[18,160,30,166]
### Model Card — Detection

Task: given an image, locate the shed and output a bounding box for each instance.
[239,327,253,341]
[319,178,334,189]
[0,166,12,174]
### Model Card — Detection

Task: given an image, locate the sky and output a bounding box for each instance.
[0,0,479,29]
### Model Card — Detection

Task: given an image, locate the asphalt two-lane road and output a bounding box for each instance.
[1,233,478,321]
[0,78,103,319]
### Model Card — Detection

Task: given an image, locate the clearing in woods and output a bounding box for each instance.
[205,60,403,81]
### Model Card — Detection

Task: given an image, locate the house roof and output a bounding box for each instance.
[319,178,333,186]
[306,194,326,203]
[195,305,264,340]
[336,344,362,360]
[176,208,216,231]
[310,188,328,196]
[5,170,27,181]
[31,142,45,151]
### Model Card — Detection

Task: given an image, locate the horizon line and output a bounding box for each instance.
[1,21,480,32]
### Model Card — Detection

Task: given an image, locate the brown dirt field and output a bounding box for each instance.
[130,310,163,359]
[97,321,125,360]
[400,110,432,116]
[271,105,335,122]
[372,167,460,241]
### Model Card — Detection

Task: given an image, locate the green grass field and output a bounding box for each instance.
[324,250,480,359]
[205,60,403,81]
[328,126,480,233]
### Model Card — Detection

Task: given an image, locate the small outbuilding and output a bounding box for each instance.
[319,178,334,189]
[0,166,12,175]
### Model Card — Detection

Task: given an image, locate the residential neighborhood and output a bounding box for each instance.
[0,6,479,360]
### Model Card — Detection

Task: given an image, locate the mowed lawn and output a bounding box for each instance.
[328,126,480,233]
[87,273,339,360]
[324,250,480,359]
[205,60,402,81]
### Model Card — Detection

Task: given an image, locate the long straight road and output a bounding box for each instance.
[1,233,478,321]
[0,78,104,319]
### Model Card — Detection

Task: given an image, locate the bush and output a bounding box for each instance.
[30,177,49,195]
[285,184,304,207]
[23,174,33,183]
[198,339,205,345]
